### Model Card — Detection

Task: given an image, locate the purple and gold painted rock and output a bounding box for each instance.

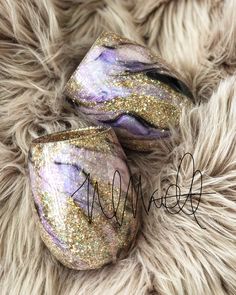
[65,32,193,151]
[28,127,139,270]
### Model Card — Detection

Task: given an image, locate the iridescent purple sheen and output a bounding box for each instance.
[28,127,139,270]
[29,145,115,246]
[65,32,193,150]
[73,45,177,103]
[107,114,170,138]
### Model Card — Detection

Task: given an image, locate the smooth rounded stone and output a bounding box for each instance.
[65,32,193,151]
[28,127,140,270]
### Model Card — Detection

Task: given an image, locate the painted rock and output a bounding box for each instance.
[65,32,193,151]
[28,127,139,270]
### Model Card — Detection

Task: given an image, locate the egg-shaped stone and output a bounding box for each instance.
[65,32,193,151]
[28,127,139,270]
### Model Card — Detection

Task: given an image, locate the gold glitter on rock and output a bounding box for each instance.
[29,127,139,270]
[64,32,193,151]
[80,94,180,129]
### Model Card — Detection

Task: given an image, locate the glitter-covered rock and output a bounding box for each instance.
[28,127,139,270]
[65,32,193,151]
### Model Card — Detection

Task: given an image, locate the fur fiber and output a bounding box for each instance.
[0,0,236,294]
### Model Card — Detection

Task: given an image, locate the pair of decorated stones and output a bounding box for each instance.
[28,32,193,270]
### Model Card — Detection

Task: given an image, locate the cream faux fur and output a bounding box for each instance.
[0,1,236,294]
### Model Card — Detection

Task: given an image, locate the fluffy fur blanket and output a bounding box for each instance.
[0,1,236,294]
